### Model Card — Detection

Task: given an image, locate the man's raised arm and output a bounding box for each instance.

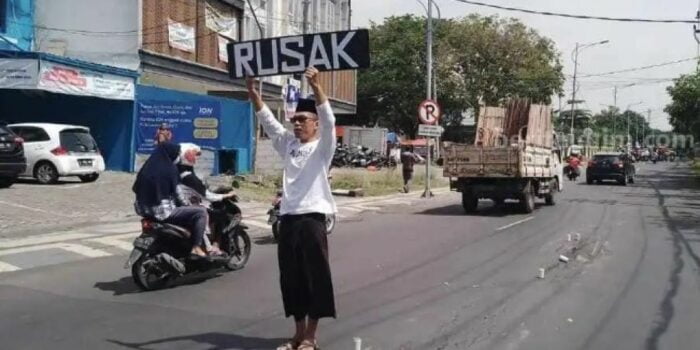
[247,77,291,154]
[305,68,336,161]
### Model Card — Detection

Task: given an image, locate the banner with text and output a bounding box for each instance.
[0,58,38,89]
[228,29,370,78]
[37,61,135,100]
[136,100,221,154]
[168,19,196,53]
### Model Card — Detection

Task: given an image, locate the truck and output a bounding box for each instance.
[443,100,563,214]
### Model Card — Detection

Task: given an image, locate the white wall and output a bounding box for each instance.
[34,0,140,70]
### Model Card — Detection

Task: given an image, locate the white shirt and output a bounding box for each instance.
[257,102,337,215]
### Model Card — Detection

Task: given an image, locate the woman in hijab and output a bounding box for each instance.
[176,143,236,256]
[132,142,208,258]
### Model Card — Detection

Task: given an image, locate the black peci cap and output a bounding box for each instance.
[295,98,318,115]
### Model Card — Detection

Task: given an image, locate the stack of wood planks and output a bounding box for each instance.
[474,99,553,148]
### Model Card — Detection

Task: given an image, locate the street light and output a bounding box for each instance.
[570,40,610,145]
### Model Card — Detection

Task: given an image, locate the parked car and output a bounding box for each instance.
[586,152,635,186]
[8,123,105,184]
[0,123,27,188]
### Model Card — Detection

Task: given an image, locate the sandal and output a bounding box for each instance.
[276,339,300,350]
[298,339,320,350]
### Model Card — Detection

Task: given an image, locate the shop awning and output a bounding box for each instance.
[0,50,139,100]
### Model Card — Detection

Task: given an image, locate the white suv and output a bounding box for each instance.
[8,123,105,184]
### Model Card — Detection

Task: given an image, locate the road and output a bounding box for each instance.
[1,162,700,350]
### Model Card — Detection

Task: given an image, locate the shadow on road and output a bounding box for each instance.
[93,277,142,296]
[418,201,541,217]
[254,236,277,245]
[107,332,287,350]
[94,272,222,296]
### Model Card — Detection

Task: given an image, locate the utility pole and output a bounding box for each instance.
[423,0,434,199]
[648,109,653,146]
[695,1,700,72]
[569,43,579,147]
[612,86,617,138]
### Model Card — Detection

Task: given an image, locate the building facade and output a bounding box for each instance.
[0,0,355,174]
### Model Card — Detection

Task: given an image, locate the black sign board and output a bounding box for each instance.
[227,29,370,79]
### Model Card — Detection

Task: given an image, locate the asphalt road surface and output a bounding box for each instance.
[1,162,699,350]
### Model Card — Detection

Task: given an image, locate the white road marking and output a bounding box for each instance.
[0,242,109,257]
[244,219,271,229]
[0,200,74,218]
[0,261,21,272]
[56,243,111,258]
[342,206,363,212]
[55,184,84,190]
[351,205,381,211]
[87,237,133,251]
[0,232,95,249]
[496,216,535,231]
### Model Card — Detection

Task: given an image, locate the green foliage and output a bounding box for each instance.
[357,14,565,139]
[665,71,700,140]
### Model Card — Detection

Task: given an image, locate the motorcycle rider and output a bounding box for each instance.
[177,143,237,256]
[132,142,209,258]
[566,155,581,180]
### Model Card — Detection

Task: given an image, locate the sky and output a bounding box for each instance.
[352,0,700,131]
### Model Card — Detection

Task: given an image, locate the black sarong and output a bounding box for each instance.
[278,213,336,320]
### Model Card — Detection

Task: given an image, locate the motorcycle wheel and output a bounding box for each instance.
[325,214,336,235]
[224,228,251,271]
[131,255,170,291]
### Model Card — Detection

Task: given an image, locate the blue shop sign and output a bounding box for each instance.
[136,100,221,153]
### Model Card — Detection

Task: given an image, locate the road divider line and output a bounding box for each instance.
[496,216,535,231]
[0,261,20,272]
[87,237,133,251]
[57,243,112,258]
[0,232,95,249]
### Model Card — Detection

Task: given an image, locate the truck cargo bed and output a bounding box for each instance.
[443,144,555,178]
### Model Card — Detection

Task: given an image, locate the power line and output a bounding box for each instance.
[451,0,696,24]
[580,57,699,77]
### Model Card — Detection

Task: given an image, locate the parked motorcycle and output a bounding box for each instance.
[268,191,336,242]
[125,194,251,291]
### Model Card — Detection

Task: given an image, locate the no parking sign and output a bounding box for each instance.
[418,99,441,125]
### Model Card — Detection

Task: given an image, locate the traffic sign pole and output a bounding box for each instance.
[417,100,441,199]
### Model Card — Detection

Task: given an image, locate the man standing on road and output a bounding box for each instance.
[401,145,423,193]
[247,67,336,350]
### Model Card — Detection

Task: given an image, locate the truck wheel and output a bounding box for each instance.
[545,179,557,206]
[462,191,478,213]
[520,182,536,214]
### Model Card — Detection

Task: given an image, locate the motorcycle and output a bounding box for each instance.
[125,193,251,291]
[564,165,580,181]
[268,191,336,242]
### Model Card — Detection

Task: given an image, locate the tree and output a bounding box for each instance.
[665,70,700,141]
[590,108,651,147]
[357,15,564,139]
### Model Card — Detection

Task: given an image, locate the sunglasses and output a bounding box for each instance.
[290,116,318,124]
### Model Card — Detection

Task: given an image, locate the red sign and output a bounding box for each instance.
[418,99,441,125]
